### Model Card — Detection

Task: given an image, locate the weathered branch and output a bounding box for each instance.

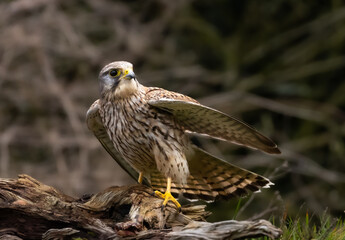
[0,175,282,239]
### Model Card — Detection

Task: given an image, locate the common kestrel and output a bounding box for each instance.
[87,61,280,210]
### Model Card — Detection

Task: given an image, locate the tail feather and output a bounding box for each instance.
[150,145,272,201]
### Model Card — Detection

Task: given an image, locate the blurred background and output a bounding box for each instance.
[0,0,344,222]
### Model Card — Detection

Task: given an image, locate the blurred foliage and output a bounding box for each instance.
[280,211,345,240]
[0,0,344,223]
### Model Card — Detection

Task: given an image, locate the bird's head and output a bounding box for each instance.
[98,61,139,100]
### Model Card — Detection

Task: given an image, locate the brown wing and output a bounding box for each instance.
[86,100,150,186]
[150,145,272,201]
[146,89,280,154]
[87,99,271,201]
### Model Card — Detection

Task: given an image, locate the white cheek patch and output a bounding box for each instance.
[114,79,138,98]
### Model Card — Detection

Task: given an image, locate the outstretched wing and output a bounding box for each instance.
[86,100,150,185]
[146,89,280,154]
[87,98,273,201]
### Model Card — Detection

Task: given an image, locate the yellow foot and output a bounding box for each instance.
[154,190,181,211]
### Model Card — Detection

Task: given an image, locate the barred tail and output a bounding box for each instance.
[150,145,272,201]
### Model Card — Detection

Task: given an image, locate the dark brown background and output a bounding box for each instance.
[0,0,344,222]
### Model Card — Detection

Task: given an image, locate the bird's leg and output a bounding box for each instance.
[138,172,143,184]
[154,177,181,211]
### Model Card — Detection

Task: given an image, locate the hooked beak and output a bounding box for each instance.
[122,70,136,80]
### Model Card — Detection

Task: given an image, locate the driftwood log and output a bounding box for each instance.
[0,174,282,239]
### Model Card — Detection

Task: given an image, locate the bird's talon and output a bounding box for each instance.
[154,190,164,198]
[154,190,181,210]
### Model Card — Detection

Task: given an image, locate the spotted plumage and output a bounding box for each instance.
[98,90,190,184]
[87,61,280,204]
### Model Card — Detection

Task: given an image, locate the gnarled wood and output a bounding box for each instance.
[0,175,282,239]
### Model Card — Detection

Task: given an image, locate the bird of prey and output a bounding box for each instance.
[87,61,280,210]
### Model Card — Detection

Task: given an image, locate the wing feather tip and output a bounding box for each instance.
[263,180,275,188]
[264,146,281,154]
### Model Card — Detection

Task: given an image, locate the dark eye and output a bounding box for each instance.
[109,69,120,77]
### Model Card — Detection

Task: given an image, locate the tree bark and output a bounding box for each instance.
[0,174,282,239]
